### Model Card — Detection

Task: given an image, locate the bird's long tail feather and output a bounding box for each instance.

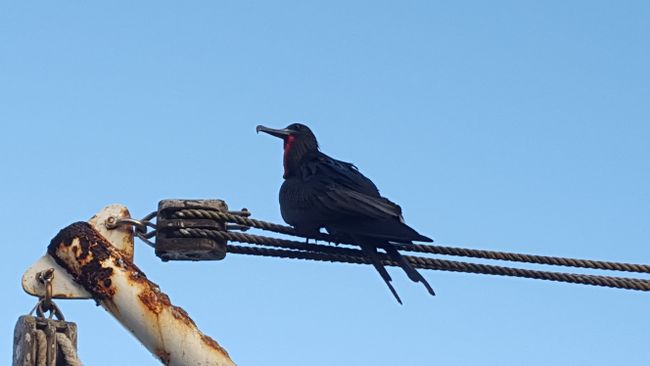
[359,244,403,304]
[385,245,436,296]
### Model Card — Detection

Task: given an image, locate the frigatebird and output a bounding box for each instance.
[257,123,435,303]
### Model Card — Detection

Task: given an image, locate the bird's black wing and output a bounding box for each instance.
[298,152,436,299]
[301,152,380,195]
[300,152,404,221]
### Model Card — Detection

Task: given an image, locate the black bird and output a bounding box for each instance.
[256,123,435,303]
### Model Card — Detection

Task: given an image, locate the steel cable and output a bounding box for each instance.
[226,245,650,291]
[173,208,650,274]
[173,208,334,241]
[176,228,650,292]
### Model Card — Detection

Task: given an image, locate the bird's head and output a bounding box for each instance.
[256,123,319,178]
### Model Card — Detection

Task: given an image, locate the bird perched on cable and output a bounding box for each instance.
[256,123,435,303]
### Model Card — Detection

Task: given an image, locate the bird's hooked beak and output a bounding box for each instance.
[256,125,294,139]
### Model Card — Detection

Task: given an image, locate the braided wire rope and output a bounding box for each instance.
[225,245,650,291]
[173,208,650,274]
[56,333,83,366]
[34,329,83,366]
[176,228,650,292]
[173,208,334,241]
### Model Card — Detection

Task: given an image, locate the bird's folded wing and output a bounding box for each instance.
[317,187,403,220]
[302,153,380,196]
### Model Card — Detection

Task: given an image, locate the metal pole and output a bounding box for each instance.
[43,206,235,366]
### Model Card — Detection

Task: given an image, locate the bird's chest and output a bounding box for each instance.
[279,178,327,229]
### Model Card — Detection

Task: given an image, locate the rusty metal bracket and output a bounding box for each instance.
[22,205,133,300]
[47,206,235,366]
[21,204,235,366]
[155,199,231,261]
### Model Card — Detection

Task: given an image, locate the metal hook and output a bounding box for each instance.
[36,268,54,303]
[29,268,65,320]
[106,211,157,247]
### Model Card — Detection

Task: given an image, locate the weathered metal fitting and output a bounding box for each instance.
[47,220,235,366]
[13,315,78,366]
[23,205,134,300]
[155,199,230,261]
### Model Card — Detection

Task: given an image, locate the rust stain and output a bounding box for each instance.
[201,334,231,358]
[129,270,144,281]
[171,305,196,328]
[127,264,149,281]
[48,222,116,301]
[47,221,234,364]
[138,288,170,315]
[155,348,171,365]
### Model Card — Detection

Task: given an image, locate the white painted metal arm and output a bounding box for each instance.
[23,205,235,366]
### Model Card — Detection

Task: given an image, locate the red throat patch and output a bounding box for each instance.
[283,135,296,178]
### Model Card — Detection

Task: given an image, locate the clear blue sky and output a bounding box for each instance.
[1,1,649,365]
